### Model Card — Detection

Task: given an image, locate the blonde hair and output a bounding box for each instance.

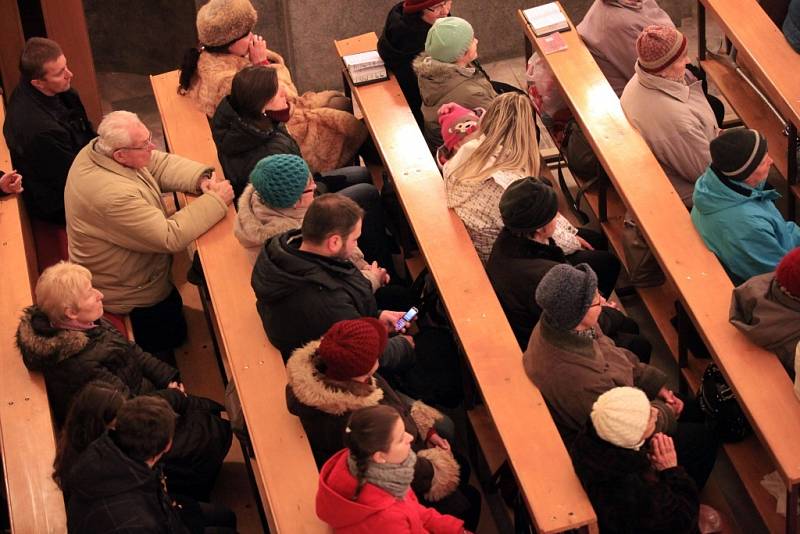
[35,261,93,321]
[448,92,540,183]
[95,110,141,156]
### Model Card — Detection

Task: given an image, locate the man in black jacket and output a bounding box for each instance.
[378,0,452,128]
[252,193,415,368]
[3,37,95,225]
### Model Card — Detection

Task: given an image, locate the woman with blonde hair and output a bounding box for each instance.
[443,92,599,263]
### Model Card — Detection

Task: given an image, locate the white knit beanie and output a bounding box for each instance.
[590,387,651,450]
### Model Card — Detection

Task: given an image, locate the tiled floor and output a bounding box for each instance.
[95,11,771,533]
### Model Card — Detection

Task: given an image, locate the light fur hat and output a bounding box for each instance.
[197,0,257,47]
[591,387,651,450]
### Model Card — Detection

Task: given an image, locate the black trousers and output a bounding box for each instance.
[129,286,187,355]
[566,227,621,298]
[673,399,718,490]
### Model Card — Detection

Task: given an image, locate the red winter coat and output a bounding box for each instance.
[316,449,464,533]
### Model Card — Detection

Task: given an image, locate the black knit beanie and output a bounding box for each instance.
[499,177,558,234]
[710,128,768,182]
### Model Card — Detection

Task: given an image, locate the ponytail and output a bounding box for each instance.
[352,452,371,500]
[179,46,202,91]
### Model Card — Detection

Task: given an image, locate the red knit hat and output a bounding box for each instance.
[403,0,446,14]
[636,25,687,74]
[318,318,388,380]
[776,248,800,298]
[438,103,481,151]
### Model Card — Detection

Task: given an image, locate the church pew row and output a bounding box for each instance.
[150,70,329,533]
[334,32,597,534]
[517,4,800,532]
[0,96,67,533]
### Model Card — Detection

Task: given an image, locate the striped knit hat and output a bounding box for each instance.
[636,25,687,73]
[710,128,768,182]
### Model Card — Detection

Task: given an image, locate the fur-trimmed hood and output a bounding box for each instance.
[285,339,384,415]
[234,184,305,249]
[16,306,92,370]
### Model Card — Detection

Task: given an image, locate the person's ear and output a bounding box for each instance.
[63,305,79,321]
[111,150,126,165]
[371,451,387,464]
[29,78,46,92]
[326,234,342,253]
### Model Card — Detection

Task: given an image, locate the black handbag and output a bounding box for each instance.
[698,363,752,442]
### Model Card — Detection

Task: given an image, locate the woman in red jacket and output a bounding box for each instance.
[316,405,470,533]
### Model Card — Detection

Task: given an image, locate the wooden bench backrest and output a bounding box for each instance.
[518,4,800,489]
[701,0,800,129]
[0,99,67,533]
[335,33,597,533]
[149,71,328,533]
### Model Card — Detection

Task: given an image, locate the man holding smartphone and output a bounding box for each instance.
[251,193,416,370]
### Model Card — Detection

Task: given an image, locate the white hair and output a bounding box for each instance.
[95,110,142,156]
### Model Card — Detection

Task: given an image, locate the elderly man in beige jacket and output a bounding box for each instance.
[620,25,719,208]
[65,110,233,358]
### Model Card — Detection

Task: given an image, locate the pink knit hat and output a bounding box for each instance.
[636,25,687,73]
[438,103,481,151]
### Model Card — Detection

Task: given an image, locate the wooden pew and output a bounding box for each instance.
[149,71,328,533]
[0,99,67,532]
[697,0,800,219]
[518,5,800,532]
[334,32,597,534]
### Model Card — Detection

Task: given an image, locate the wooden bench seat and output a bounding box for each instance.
[0,98,66,533]
[334,32,597,534]
[150,70,328,534]
[519,5,800,532]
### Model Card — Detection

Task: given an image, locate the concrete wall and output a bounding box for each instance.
[87,0,690,88]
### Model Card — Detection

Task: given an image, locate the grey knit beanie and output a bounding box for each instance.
[535,263,598,330]
[249,154,310,208]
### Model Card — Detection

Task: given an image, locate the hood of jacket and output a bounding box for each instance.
[412,53,479,106]
[16,306,91,370]
[211,96,286,159]
[251,229,365,303]
[64,433,159,500]
[234,184,305,248]
[692,166,780,216]
[286,340,384,415]
[377,3,431,63]
[316,449,400,529]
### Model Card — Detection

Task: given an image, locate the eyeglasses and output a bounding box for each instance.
[588,295,604,308]
[117,132,154,152]
[425,0,452,13]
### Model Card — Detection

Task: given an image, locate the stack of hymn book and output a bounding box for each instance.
[523,2,569,37]
[342,50,389,86]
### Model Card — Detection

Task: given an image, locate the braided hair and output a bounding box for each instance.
[345,405,402,500]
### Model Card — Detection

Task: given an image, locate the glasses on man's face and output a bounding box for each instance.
[425,0,452,14]
[588,295,604,308]
[118,132,154,152]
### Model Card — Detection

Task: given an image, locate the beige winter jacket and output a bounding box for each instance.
[577,0,674,96]
[65,141,228,313]
[620,63,719,207]
[185,50,367,173]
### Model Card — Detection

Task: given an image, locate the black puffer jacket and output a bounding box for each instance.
[570,426,700,534]
[377,2,433,127]
[3,80,95,224]
[251,229,413,365]
[486,229,565,348]
[211,96,301,201]
[64,432,189,534]
[16,306,178,423]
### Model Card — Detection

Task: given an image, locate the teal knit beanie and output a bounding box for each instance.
[249,154,310,208]
[425,17,474,63]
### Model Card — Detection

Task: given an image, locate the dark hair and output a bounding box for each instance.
[345,405,402,499]
[301,194,364,245]
[178,41,237,91]
[52,381,125,489]
[113,396,176,463]
[19,37,63,80]
[230,65,280,119]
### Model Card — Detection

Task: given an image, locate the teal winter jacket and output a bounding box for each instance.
[691,166,800,284]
